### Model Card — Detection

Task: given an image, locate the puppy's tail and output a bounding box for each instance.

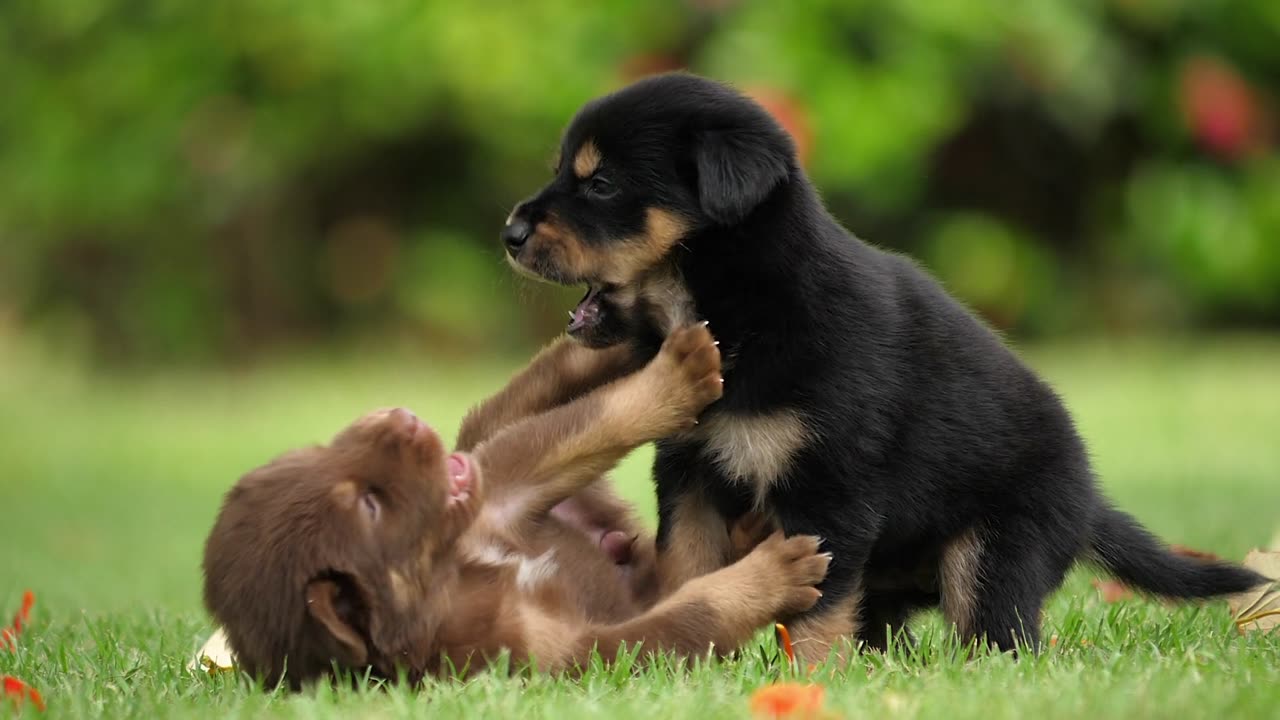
[1088,506,1268,598]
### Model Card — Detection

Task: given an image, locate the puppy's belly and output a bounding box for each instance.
[526,521,643,623]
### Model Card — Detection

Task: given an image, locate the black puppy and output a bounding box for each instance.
[500,72,1266,661]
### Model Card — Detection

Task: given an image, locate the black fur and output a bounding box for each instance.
[503,73,1267,651]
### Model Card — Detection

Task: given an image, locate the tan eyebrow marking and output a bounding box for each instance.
[573,140,602,179]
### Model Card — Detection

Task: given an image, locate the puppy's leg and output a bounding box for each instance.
[942,520,1068,653]
[456,338,640,451]
[655,485,734,595]
[553,532,830,670]
[856,589,934,653]
[770,488,881,666]
[474,324,722,517]
[728,511,777,562]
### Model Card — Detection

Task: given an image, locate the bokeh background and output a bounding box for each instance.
[2,0,1279,614]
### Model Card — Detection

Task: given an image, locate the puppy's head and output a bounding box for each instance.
[202,408,480,688]
[502,73,798,347]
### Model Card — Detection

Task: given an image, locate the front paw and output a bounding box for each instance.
[649,323,723,427]
[741,532,831,616]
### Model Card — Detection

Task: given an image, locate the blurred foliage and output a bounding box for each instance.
[0,0,1277,363]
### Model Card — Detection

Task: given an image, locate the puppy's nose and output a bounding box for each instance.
[502,218,532,255]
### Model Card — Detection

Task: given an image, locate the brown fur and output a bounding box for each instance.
[572,140,602,178]
[939,528,984,639]
[656,491,732,597]
[785,594,861,666]
[203,325,830,688]
[509,208,689,287]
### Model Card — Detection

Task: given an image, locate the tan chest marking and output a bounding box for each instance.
[686,410,811,505]
[515,550,559,592]
[460,539,559,593]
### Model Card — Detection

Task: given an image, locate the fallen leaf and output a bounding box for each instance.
[1227,550,1280,635]
[750,683,826,719]
[189,627,237,674]
[883,691,912,713]
[1170,545,1222,562]
[1092,578,1134,603]
[2,676,45,712]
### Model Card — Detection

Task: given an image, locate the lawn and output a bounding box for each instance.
[2,334,1278,719]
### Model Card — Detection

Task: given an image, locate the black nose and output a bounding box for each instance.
[502,219,532,254]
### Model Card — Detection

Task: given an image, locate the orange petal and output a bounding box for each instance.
[750,683,825,719]
[774,623,796,665]
[3,676,46,712]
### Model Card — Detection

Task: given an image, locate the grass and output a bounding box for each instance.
[2,334,1279,718]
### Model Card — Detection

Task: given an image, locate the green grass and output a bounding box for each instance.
[2,335,1279,719]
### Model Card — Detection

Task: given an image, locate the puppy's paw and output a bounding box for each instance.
[744,532,831,616]
[650,323,723,427]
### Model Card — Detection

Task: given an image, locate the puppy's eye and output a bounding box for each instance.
[585,176,619,200]
[361,492,381,522]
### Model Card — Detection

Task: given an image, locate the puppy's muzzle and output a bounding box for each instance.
[502,218,532,256]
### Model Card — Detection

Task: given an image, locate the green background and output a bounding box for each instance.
[1,1,1278,718]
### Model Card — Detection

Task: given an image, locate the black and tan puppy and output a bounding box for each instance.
[203,325,829,688]
[500,72,1267,661]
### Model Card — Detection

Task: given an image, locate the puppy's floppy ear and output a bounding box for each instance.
[694,128,792,225]
[305,575,369,667]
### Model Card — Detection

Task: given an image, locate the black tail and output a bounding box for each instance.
[1089,507,1267,598]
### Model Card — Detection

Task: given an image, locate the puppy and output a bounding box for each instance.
[203,325,830,688]
[500,72,1267,661]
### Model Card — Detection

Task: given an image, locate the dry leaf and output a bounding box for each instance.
[1227,549,1280,635]
[1092,578,1134,603]
[1170,545,1222,562]
[189,627,237,674]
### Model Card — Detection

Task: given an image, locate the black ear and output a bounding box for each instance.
[694,128,792,226]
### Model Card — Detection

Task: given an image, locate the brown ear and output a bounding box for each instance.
[304,577,369,667]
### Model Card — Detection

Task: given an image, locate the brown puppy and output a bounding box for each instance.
[203,325,831,688]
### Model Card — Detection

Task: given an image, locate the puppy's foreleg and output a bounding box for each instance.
[552,532,830,671]
[473,324,722,517]
[456,338,639,452]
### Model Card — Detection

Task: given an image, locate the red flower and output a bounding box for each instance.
[745,86,813,167]
[1,590,35,652]
[3,676,45,713]
[1178,55,1265,160]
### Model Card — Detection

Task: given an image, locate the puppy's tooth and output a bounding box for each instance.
[713,341,720,346]
[700,320,710,327]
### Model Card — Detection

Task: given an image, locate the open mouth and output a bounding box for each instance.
[567,285,604,336]
[445,452,474,506]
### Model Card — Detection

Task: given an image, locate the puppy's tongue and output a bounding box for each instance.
[567,285,602,333]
